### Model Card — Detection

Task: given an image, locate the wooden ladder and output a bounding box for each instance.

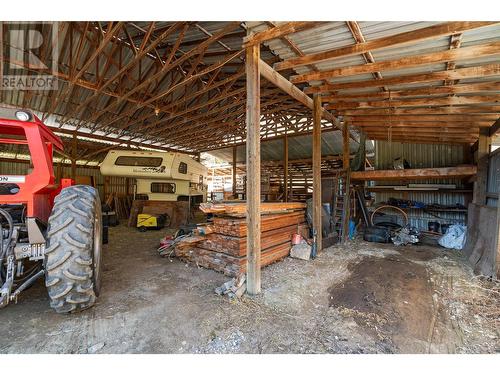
[332,170,351,242]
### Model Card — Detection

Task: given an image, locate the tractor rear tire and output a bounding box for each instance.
[44,185,103,313]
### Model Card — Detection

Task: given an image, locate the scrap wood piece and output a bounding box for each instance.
[215,274,247,299]
[175,235,206,250]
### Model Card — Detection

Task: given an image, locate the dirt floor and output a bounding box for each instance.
[0,224,499,354]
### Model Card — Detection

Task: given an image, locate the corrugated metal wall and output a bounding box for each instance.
[0,160,129,199]
[374,141,469,230]
[487,149,500,208]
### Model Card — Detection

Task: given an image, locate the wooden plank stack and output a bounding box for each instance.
[174,202,308,277]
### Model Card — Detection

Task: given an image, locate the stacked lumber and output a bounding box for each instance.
[174,204,308,277]
[199,202,306,217]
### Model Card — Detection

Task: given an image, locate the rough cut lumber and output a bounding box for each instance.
[246,42,261,294]
[176,242,292,278]
[199,224,307,257]
[312,94,322,252]
[274,22,496,71]
[350,166,477,181]
[212,211,306,237]
[199,202,306,216]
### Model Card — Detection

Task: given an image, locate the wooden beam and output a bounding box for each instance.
[343,120,350,169]
[365,136,473,146]
[305,64,500,94]
[245,43,261,295]
[312,94,322,253]
[232,146,237,197]
[489,118,500,137]
[258,59,339,124]
[275,22,496,71]
[327,95,500,110]
[348,115,498,123]
[321,82,500,102]
[292,41,500,83]
[244,22,321,47]
[283,134,289,202]
[60,22,185,125]
[351,166,477,181]
[473,128,491,205]
[340,106,500,116]
[352,122,488,128]
[346,21,385,84]
[51,127,195,154]
[71,132,77,180]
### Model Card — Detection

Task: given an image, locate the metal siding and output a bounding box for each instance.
[374,140,468,230]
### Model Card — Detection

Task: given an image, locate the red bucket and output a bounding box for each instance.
[291,233,302,245]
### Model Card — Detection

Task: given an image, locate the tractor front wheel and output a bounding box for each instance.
[44,185,103,313]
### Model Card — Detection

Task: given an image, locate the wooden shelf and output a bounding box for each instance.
[378,206,468,213]
[366,187,473,194]
[351,165,477,181]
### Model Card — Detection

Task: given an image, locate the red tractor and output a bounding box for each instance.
[0,107,103,313]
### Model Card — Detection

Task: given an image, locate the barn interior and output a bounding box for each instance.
[0,20,499,354]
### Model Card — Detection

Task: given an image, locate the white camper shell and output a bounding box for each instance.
[100,150,208,202]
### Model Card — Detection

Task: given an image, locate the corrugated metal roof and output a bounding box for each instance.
[248,21,499,145]
[205,130,373,163]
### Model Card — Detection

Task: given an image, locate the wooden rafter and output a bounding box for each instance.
[274,22,496,71]
[291,41,500,83]
[243,22,323,47]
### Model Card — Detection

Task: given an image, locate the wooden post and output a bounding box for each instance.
[71,132,77,181]
[342,120,351,243]
[232,146,237,198]
[245,43,261,295]
[283,134,288,202]
[495,199,500,278]
[104,176,110,199]
[473,128,490,205]
[343,121,350,170]
[313,94,322,252]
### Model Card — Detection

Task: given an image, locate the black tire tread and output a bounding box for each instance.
[45,185,100,313]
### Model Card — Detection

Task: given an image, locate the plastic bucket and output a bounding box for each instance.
[292,233,302,245]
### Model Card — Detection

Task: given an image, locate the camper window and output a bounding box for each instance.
[115,156,163,167]
[151,182,176,194]
[178,162,188,174]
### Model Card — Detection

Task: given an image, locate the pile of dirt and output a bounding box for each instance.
[328,254,434,351]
